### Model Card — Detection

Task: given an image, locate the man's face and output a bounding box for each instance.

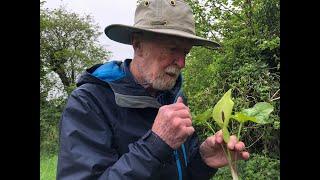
[135,34,193,91]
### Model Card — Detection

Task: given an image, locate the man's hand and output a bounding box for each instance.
[199,130,250,168]
[152,97,194,149]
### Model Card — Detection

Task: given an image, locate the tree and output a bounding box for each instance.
[40,4,111,97]
[40,2,111,154]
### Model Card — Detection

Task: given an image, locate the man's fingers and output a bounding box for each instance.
[174,118,192,127]
[227,135,237,150]
[235,141,245,151]
[181,118,192,127]
[241,151,250,160]
[215,130,223,143]
[205,135,217,149]
[169,100,189,111]
[173,109,192,119]
[184,126,195,136]
[215,132,223,144]
[210,130,223,144]
[176,96,184,103]
[168,103,186,110]
[231,149,249,161]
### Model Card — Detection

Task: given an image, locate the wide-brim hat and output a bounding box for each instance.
[104,0,220,49]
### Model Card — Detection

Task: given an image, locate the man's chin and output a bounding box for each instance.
[152,80,177,90]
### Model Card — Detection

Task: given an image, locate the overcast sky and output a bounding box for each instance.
[43,0,138,61]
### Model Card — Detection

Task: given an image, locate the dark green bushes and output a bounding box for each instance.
[40,98,66,155]
[213,153,280,179]
[183,0,280,159]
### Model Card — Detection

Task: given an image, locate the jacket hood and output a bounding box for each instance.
[76,59,185,108]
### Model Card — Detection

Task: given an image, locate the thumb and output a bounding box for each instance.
[176,96,184,104]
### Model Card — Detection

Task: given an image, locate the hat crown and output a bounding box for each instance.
[134,0,195,35]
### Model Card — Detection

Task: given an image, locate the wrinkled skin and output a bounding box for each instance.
[200,130,250,168]
[152,97,194,149]
[130,33,192,92]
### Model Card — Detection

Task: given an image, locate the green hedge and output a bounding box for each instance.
[212,153,280,180]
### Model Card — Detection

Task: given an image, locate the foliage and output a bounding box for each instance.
[183,0,280,159]
[40,4,110,94]
[194,89,274,179]
[40,98,66,155]
[212,153,280,180]
[40,2,111,155]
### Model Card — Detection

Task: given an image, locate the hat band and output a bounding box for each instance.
[133,25,195,35]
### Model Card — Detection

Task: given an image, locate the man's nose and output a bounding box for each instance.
[175,55,185,69]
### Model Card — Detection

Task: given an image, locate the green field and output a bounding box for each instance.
[40,154,58,180]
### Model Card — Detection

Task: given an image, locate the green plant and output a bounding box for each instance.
[194,89,274,180]
[40,97,66,155]
[212,153,279,180]
[183,0,280,158]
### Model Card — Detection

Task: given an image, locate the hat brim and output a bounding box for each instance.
[104,24,220,49]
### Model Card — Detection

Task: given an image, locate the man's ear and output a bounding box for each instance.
[132,34,142,56]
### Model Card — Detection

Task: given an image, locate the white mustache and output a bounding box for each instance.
[164,66,180,76]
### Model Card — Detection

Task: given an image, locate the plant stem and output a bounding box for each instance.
[221,144,239,180]
[206,123,239,179]
[237,122,243,141]
[206,121,216,134]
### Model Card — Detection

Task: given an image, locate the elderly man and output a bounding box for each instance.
[57,0,249,179]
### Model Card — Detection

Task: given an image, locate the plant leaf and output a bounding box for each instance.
[241,102,274,124]
[212,89,234,129]
[193,108,213,125]
[232,112,257,123]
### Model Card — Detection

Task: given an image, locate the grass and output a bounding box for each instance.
[40,154,58,180]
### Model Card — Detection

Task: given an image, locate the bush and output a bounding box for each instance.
[212,153,280,180]
[40,98,66,155]
[183,0,280,158]
[184,45,280,158]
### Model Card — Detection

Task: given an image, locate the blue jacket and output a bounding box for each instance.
[57,59,217,180]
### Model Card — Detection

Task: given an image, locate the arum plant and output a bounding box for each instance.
[193,89,274,180]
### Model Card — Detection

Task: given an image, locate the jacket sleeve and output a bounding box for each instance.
[186,132,218,179]
[56,88,173,180]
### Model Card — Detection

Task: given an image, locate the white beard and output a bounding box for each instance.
[144,65,180,90]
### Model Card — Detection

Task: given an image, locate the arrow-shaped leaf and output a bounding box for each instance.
[232,112,257,123]
[241,102,274,124]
